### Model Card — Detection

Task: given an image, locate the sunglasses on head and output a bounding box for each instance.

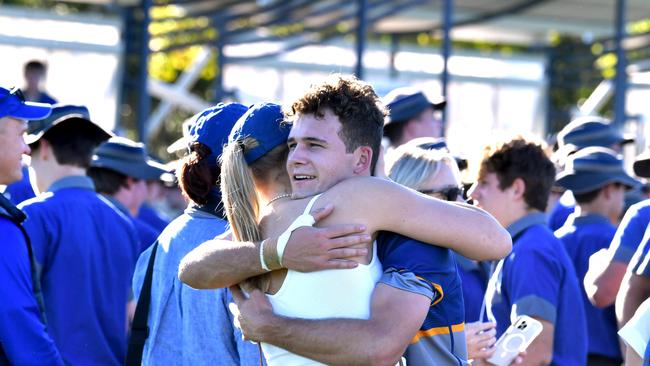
[419,185,465,202]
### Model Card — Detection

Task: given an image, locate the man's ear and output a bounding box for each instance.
[36,139,51,161]
[353,146,373,175]
[511,177,527,200]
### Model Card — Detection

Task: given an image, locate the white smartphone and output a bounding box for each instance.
[486,315,544,366]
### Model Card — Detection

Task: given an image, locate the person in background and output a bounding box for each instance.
[469,137,588,365]
[382,87,446,150]
[87,137,169,254]
[549,116,634,231]
[19,104,140,365]
[385,140,496,360]
[131,103,261,365]
[22,60,57,105]
[137,179,173,232]
[585,148,650,310]
[554,147,639,366]
[0,86,63,365]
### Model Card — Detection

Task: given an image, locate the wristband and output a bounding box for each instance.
[259,239,270,272]
[276,212,316,266]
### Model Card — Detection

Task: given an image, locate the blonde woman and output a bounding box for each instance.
[181,76,511,365]
[386,140,500,361]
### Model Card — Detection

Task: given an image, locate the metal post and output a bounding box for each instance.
[389,33,399,79]
[137,0,151,142]
[440,0,453,130]
[355,0,367,79]
[613,0,627,126]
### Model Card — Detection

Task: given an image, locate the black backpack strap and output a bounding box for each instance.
[125,241,159,366]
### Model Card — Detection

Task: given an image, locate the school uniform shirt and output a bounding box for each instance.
[3,166,36,205]
[454,254,488,323]
[611,199,650,264]
[548,201,575,232]
[137,203,171,233]
[19,176,140,366]
[104,196,160,254]
[555,214,621,360]
[132,202,261,366]
[0,195,63,366]
[377,232,468,366]
[485,213,588,366]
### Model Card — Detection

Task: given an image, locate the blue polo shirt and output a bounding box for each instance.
[137,203,170,233]
[132,203,261,365]
[104,196,160,254]
[454,255,488,323]
[485,213,587,366]
[377,232,468,366]
[0,197,63,366]
[3,166,36,205]
[555,214,621,360]
[611,199,650,264]
[19,176,140,366]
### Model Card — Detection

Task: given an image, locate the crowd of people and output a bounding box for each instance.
[0,63,649,366]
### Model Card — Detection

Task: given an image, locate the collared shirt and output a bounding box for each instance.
[0,195,63,366]
[132,204,261,366]
[555,214,621,359]
[610,199,650,263]
[486,212,588,366]
[104,196,160,254]
[377,232,468,366]
[19,175,140,366]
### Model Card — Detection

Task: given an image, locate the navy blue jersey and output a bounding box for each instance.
[555,214,621,360]
[19,176,139,366]
[377,232,468,366]
[486,213,588,366]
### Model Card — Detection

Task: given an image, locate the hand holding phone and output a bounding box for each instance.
[486,315,543,366]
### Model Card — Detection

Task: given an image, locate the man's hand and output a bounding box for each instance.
[465,322,497,360]
[282,204,371,272]
[229,285,276,342]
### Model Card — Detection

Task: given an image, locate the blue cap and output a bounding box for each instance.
[25,104,113,145]
[188,103,249,165]
[556,147,640,194]
[0,86,52,120]
[229,103,288,164]
[558,116,634,151]
[91,137,169,180]
[383,87,445,126]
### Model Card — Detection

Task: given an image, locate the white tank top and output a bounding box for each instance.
[261,194,382,366]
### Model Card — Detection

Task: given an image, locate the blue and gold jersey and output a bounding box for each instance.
[376,232,468,366]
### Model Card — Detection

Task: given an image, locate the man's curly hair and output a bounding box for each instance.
[480,137,556,212]
[285,74,387,172]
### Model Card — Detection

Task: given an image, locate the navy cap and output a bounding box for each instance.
[0,86,52,120]
[383,87,445,126]
[633,150,650,178]
[556,147,640,194]
[91,137,169,180]
[25,104,113,145]
[229,102,288,164]
[557,116,634,151]
[188,103,249,165]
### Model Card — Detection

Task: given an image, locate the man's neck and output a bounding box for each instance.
[575,200,615,224]
[37,165,86,193]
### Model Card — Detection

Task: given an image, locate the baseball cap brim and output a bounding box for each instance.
[6,101,52,120]
[167,136,189,154]
[555,171,640,194]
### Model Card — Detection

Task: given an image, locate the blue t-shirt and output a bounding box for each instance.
[377,232,468,366]
[137,203,170,233]
[454,254,488,323]
[611,199,650,263]
[19,176,139,366]
[132,204,261,365]
[0,207,63,366]
[3,166,36,205]
[555,214,621,360]
[104,196,160,254]
[486,213,588,366]
[548,201,575,232]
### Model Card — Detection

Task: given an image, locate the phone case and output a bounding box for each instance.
[486,315,544,366]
